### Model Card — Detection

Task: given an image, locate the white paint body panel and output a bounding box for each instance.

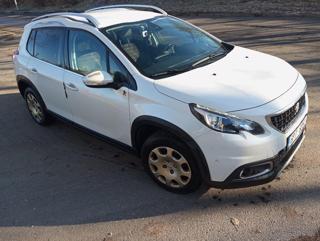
[63,70,131,145]
[154,46,299,112]
[28,58,72,120]
[14,9,308,184]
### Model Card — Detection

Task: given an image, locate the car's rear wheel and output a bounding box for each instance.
[24,87,51,125]
[141,132,202,193]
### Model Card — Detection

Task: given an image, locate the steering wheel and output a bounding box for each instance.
[155,44,176,62]
[165,44,176,53]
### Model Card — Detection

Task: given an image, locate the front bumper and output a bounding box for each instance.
[193,86,308,187]
[208,129,305,188]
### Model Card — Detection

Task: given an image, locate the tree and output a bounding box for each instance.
[14,0,19,10]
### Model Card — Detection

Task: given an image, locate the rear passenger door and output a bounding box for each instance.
[27,27,71,119]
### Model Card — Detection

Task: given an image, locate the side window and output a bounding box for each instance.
[26,29,36,55]
[109,52,135,88]
[34,28,65,66]
[109,52,129,77]
[68,30,108,75]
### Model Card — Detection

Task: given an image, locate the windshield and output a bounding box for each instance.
[102,16,226,78]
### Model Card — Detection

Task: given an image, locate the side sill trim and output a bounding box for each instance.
[47,110,137,155]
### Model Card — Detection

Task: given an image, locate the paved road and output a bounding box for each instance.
[0,15,319,241]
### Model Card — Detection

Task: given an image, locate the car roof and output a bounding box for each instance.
[30,5,166,29]
[86,8,162,28]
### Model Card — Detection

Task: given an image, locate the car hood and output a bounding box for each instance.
[154,46,298,112]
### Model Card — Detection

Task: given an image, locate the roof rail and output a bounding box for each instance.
[32,12,99,27]
[85,4,167,15]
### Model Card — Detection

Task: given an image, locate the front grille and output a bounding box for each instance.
[270,93,306,132]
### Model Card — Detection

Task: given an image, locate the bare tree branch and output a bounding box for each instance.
[14,0,19,10]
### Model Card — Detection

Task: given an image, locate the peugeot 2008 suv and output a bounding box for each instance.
[13,5,308,193]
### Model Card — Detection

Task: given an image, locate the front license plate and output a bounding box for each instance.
[287,116,307,149]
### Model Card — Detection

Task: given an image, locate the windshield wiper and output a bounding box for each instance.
[192,52,226,68]
[150,67,193,78]
[150,51,226,78]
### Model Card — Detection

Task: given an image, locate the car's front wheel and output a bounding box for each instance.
[141,132,202,193]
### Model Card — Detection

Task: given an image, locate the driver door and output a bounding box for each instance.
[63,29,131,145]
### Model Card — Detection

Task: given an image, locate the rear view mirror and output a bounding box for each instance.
[83,71,113,88]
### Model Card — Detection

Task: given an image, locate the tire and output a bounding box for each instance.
[24,87,51,125]
[141,131,202,193]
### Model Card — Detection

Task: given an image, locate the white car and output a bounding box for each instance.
[13,5,308,193]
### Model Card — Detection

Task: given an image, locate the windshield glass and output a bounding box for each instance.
[102,16,226,78]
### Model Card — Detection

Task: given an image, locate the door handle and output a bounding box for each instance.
[65,82,79,91]
[31,68,38,73]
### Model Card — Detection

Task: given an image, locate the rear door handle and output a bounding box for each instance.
[65,82,79,91]
[31,68,38,73]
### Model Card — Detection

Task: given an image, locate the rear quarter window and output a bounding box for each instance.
[34,28,65,67]
[26,29,36,55]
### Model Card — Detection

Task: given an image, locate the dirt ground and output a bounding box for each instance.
[0,14,320,241]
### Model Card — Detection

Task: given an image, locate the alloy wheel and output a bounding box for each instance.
[26,93,44,123]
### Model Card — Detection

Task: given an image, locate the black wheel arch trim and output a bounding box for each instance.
[131,115,212,182]
[17,75,38,96]
[16,75,49,110]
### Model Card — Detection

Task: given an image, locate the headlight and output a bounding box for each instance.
[189,103,264,135]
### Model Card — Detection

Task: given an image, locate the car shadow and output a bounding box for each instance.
[0,91,204,227]
[0,92,320,227]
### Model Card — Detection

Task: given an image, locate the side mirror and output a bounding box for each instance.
[83,71,113,88]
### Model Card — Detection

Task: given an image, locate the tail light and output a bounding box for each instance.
[12,49,19,61]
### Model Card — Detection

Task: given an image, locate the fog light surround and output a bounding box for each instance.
[239,162,273,180]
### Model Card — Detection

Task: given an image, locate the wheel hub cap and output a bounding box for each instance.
[26,93,43,122]
[148,147,192,188]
